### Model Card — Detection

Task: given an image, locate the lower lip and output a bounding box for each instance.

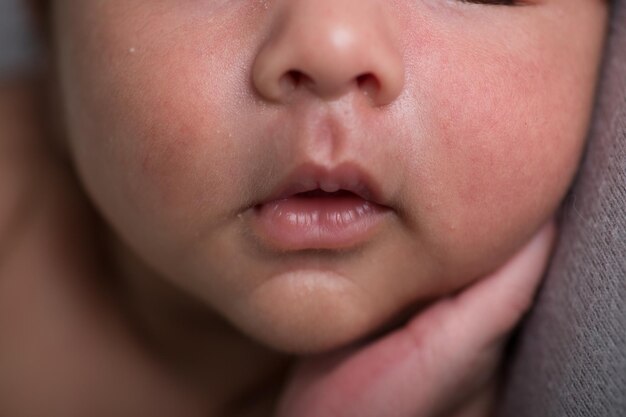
[250,194,390,251]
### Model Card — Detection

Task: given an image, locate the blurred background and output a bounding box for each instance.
[0,0,40,77]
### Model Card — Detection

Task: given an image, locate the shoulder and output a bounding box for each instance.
[0,80,92,267]
[0,81,45,257]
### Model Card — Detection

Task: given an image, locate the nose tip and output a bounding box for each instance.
[252,1,404,106]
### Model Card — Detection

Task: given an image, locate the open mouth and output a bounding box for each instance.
[293,189,356,199]
[251,187,390,251]
[287,189,370,207]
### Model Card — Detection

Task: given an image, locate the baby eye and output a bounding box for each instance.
[460,0,517,4]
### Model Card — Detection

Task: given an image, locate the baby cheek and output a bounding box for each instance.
[60,4,262,235]
[423,49,584,264]
[130,92,237,215]
[103,48,251,228]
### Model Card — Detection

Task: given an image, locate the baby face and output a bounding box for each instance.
[52,0,607,353]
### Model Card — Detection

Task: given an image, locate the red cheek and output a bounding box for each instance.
[134,97,199,205]
[418,47,568,248]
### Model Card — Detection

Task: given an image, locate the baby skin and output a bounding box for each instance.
[0,0,608,416]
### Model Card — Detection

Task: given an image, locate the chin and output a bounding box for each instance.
[245,315,371,355]
[229,269,381,354]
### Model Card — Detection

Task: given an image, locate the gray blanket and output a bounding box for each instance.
[0,0,39,76]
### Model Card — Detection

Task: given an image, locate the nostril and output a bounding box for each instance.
[279,70,314,93]
[287,70,305,86]
[278,71,382,100]
[356,73,381,99]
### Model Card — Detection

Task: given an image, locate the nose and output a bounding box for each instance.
[252,0,405,107]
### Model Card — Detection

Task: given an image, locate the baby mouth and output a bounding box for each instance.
[249,166,392,251]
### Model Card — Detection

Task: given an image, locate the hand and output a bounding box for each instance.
[276,220,557,417]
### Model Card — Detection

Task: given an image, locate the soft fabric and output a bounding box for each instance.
[0,0,38,76]
[496,3,626,416]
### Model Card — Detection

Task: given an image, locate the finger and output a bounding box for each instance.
[277,295,499,417]
[276,325,448,417]
[277,220,557,417]
[441,218,557,343]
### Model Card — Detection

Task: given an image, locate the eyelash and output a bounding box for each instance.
[460,0,517,5]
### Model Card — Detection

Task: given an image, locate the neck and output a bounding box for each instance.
[104,228,291,415]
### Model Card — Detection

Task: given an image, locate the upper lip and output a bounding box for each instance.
[258,163,389,207]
